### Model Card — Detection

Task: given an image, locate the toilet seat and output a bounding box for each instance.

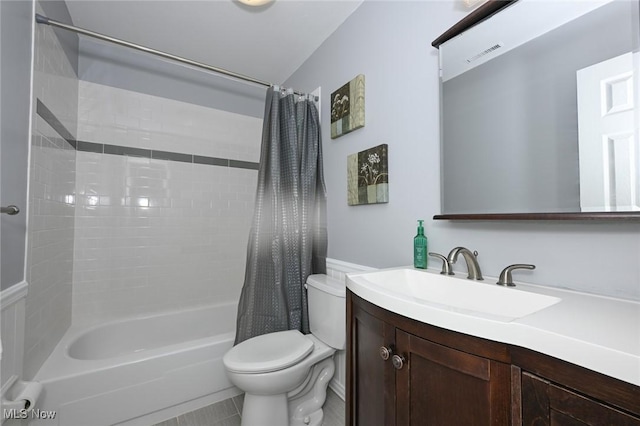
[224,330,314,374]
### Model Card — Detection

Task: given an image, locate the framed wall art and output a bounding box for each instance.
[347,144,389,205]
[331,74,365,139]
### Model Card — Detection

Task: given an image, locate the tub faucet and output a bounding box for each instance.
[447,247,484,280]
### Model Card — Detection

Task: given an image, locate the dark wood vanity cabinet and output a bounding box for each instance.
[347,290,640,426]
[347,291,511,425]
[394,329,511,425]
[520,372,640,426]
[348,298,395,425]
[513,347,640,426]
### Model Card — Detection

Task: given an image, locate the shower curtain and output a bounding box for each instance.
[234,87,327,345]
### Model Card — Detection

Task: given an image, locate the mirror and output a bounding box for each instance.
[438,0,639,218]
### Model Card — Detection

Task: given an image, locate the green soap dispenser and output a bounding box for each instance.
[414,220,428,269]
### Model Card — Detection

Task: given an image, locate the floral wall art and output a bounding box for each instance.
[348,144,389,205]
[331,74,365,139]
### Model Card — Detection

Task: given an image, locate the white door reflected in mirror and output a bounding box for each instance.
[577,52,639,212]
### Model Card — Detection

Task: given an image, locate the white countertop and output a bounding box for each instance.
[346,267,640,387]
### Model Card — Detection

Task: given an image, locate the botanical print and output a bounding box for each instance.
[331,83,350,124]
[347,144,389,205]
[331,74,365,139]
[359,151,383,185]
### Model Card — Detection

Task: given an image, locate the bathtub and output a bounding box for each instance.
[31,302,240,426]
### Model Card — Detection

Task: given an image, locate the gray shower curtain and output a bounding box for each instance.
[234,87,327,345]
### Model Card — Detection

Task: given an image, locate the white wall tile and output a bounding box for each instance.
[72,83,261,325]
[24,2,78,380]
[77,81,262,162]
[25,8,263,374]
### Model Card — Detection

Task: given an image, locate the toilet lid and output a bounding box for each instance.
[225,330,314,374]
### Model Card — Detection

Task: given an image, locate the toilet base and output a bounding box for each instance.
[288,357,335,426]
[242,393,288,426]
[239,356,335,426]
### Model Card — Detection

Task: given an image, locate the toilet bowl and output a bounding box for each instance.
[223,274,345,426]
[225,331,335,425]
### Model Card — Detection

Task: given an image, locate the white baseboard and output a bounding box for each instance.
[329,379,345,401]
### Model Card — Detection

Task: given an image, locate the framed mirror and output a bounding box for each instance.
[434,0,640,220]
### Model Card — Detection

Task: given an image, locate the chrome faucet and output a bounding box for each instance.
[447,247,483,280]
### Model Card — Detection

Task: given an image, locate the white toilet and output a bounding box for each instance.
[223,274,345,426]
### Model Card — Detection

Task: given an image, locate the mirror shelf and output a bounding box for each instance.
[432,0,515,48]
[434,212,640,221]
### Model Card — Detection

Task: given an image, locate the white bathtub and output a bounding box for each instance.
[31,303,240,426]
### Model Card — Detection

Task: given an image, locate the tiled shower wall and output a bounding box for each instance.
[73,81,262,324]
[24,2,78,379]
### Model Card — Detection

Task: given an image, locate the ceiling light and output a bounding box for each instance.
[238,0,273,6]
[464,0,487,8]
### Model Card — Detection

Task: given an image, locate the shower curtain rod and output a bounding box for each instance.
[35,14,312,98]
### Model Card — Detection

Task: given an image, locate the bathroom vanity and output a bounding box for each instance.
[347,292,511,425]
[345,269,640,425]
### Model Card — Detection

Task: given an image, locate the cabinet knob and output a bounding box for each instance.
[392,354,406,370]
[379,346,393,361]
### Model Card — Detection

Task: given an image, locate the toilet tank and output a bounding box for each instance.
[306,274,346,350]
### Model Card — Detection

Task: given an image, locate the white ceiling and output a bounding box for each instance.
[65,0,364,84]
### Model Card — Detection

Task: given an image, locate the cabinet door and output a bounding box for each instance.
[522,372,640,426]
[395,330,511,426]
[348,300,396,426]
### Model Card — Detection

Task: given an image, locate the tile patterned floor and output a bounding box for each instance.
[320,389,346,426]
[153,388,344,426]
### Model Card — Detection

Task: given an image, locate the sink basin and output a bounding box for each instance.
[347,268,561,322]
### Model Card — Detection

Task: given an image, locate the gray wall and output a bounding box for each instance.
[78,38,266,119]
[286,1,640,300]
[1,0,33,290]
[442,1,637,214]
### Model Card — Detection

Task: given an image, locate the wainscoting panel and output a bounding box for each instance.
[325,258,376,400]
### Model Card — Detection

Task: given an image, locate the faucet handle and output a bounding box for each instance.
[428,252,454,275]
[497,264,536,287]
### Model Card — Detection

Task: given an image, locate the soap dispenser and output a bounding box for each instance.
[414,220,428,269]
